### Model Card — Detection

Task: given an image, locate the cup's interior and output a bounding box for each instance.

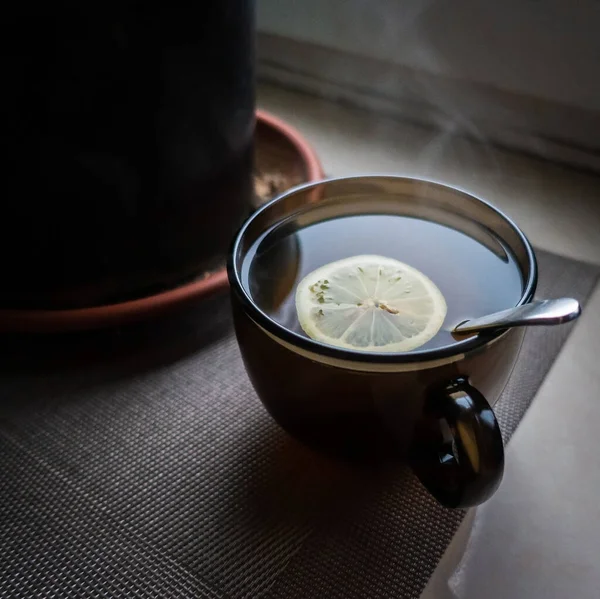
[230,176,537,361]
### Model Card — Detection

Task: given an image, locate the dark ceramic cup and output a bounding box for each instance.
[227,177,537,508]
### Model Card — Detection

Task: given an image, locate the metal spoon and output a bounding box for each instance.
[453,298,581,334]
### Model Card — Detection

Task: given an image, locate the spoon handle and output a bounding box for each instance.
[453,298,581,334]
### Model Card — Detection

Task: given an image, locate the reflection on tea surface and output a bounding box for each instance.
[243,214,523,351]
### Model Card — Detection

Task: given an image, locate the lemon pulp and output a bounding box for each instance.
[295,255,447,352]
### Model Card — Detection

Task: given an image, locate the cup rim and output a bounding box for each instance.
[228,175,538,364]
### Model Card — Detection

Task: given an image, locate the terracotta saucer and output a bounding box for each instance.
[0,110,324,333]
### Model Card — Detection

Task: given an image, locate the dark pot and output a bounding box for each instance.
[1,1,255,309]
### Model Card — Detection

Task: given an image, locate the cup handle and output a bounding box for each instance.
[409,377,504,508]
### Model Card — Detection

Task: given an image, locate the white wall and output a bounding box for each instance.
[258,0,600,112]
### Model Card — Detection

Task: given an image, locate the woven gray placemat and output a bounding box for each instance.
[0,250,598,599]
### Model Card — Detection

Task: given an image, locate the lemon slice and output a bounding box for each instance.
[295,255,447,352]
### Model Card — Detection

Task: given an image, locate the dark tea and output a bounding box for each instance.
[243,213,523,351]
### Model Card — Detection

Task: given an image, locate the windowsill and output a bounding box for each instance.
[257,33,600,172]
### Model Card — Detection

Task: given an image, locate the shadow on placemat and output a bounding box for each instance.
[0,292,232,413]
[0,250,598,599]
